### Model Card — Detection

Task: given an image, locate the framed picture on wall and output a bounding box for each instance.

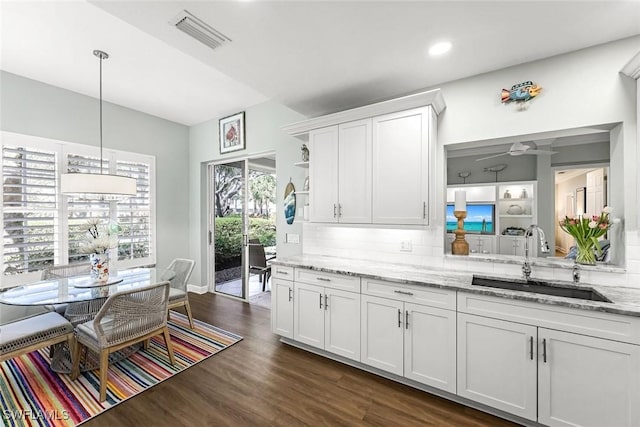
[219,111,245,154]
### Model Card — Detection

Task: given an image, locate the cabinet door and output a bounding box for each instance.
[538,328,640,427]
[338,119,372,223]
[404,303,456,393]
[293,282,324,349]
[309,126,339,223]
[324,288,361,361]
[271,278,294,338]
[372,107,430,225]
[457,313,537,421]
[361,294,404,375]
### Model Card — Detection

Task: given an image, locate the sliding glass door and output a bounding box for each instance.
[210,160,247,299]
[208,155,277,302]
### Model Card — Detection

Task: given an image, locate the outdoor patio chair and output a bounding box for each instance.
[249,239,272,292]
[163,258,196,329]
[71,281,175,401]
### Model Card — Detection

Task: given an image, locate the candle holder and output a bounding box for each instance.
[452,210,469,255]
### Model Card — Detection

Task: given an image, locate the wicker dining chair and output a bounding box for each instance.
[42,262,92,315]
[71,281,175,402]
[164,258,196,329]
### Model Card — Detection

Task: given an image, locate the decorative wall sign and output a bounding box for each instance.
[284,180,296,225]
[219,111,245,154]
[501,81,542,106]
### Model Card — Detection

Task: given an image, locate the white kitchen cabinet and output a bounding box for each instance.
[458,310,640,426]
[538,328,640,427]
[467,235,495,254]
[293,282,361,361]
[271,277,294,339]
[361,293,456,393]
[498,235,530,257]
[372,107,432,225]
[308,126,339,223]
[457,313,538,421]
[308,119,372,224]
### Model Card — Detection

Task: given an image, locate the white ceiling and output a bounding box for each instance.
[2,1,639,126]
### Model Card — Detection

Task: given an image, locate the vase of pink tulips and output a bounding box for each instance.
[559,207,616,265]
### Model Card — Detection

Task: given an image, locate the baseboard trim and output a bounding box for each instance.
[279,337,542,427]
[187,284,208,294]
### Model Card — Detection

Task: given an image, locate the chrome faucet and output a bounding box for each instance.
[572,263,580,284]
[522,225,550,280]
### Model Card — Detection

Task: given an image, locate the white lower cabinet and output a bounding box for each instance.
[457,313,537,420]
[537,328,640,427]
[361,294,456,393]
[293,282,361,361]
[271,277,294,338]
[458,312,640,426]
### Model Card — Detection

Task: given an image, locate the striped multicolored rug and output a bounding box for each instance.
[0,313,242,426]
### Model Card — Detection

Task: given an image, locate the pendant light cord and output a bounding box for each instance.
[99,52,104,174]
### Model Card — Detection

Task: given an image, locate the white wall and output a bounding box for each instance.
[0,71,191,270]
[303,36,640,287]
[188,101,305,287]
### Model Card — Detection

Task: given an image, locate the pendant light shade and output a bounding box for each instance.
[61,50,137,200]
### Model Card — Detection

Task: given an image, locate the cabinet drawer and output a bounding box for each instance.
[272,265,294,280]
[295,268,360,292]
[362,278,456,310]
[458,292,640,345]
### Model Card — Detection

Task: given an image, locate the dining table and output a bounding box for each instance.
[0,267,175,373]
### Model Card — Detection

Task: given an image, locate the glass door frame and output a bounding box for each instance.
[206,150,276,301]
[207,159,249,301]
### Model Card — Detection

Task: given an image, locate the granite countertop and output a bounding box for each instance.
[272,255,640,318]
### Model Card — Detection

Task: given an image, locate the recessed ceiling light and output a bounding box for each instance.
[428,41,452,56]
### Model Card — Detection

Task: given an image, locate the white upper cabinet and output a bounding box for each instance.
[372,107,431,225]
[308,120,372,223]
[284,89,443,227]
[338,119,372,223]
[308,126,339,223]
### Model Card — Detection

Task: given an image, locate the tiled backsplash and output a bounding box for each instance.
[302,224,640,288]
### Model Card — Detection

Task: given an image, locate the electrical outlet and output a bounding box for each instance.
[400,240,412,252]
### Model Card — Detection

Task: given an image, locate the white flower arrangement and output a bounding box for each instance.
[79,218,122,254]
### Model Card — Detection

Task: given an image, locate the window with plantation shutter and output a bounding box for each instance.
[2,145,58,274]
[66,153,110,264]
[1,132,156,283]
[116,160,152,262]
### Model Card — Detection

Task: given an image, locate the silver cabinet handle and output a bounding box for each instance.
[543,338,547,363]
[316,277,331,282]
[319,293,323,309]
[288,288,293,302]
[393,290,414,296]
[423,201,426,219]
[397,309,402,328]
[324,294,328,310]
[338,204,342,217]
[333,204,337,218]
[530,336,534,360]
[277,269,289,275]
[405,310,409,329]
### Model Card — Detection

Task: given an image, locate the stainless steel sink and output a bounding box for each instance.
[471,276,611,303]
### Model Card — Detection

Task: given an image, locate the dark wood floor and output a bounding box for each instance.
[84,293,520,427]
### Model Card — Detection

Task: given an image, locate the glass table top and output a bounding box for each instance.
[0,268,175,306]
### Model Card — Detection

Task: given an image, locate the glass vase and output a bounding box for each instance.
[575,243,596,265]
[90,252,110,283]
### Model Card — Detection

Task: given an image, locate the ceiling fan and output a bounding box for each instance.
[475,142,557,161]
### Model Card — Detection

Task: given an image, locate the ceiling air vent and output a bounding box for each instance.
[173,10,231,51]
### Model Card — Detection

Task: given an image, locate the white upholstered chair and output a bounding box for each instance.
[163,258,196,329]
[71,281,175,401]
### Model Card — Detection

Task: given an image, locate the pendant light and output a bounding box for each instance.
[61,50,137,200]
